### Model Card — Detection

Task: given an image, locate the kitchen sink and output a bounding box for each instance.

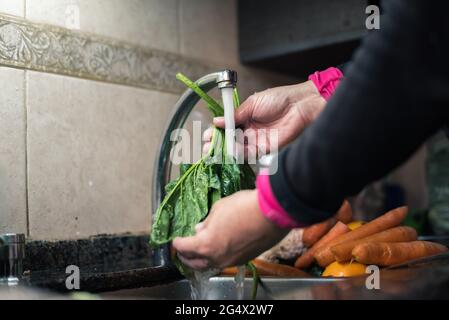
[99,276,343,300]
[98,252,449,300]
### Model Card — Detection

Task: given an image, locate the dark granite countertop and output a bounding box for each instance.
[15,234,449,299]
[22,234,182,293]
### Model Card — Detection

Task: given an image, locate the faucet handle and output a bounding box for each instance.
[0,233,25,286]
[0,233,25,245]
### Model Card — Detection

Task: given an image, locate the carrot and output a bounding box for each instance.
[295,221,350,269]
[336,200,353,224]
[252,259,309,277]
[303,201,353,247]
[330,226,417,262]
[221,266,241,276]
[352,241,448,266]
[222,259,308,277]
[313,206,408,267]
[302,219,335,248]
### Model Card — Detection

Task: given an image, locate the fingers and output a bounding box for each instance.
[204,138,257,161]
[213,94,256,128]
[195,222,205,233]
[202,142,211,155]
[172,235,206,259]
[202,128,213,154]
[203,127,213,141]
[234,94,256,126]
[214,108,248,128]
[177,254,210,270]
[213,116,225,128]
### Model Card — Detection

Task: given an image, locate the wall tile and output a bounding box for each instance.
[0,0,24,17]
[0,66,27,234]
[25,0,179,52]
[179,0,239,66]
[27,71,178,240]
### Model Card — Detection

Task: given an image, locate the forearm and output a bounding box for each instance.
[267,0,449,225]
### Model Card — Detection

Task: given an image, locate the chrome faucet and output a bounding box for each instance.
[151,70,238,266]
[0,233,25,285]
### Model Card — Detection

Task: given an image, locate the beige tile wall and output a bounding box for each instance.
[0,0,295,240]
[0,0,24,17]
[26,0,179,52]
[179,0,239,66]
[0,67,27,235]
[26,71,178,239]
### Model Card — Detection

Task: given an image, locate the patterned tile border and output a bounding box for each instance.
[0,13,213,94]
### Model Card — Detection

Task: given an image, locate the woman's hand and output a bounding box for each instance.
[203,80,326,157]
[172,190,289,270]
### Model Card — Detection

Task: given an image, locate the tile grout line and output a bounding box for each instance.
[177,0,182,55]
[24,69,30,238]
[23,0,29,236]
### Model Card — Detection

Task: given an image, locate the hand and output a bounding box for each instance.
[172,190,289,270]
[203,80,326,157]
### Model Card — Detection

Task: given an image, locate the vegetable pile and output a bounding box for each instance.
[299,205,448,277]
[223,204,448,279]
[150,73,256,276]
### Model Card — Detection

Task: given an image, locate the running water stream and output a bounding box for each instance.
[188,266,247,300]
[221,86,236,159]
[189,269,220,300]
[235,265,246,299]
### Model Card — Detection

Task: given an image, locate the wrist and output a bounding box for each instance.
[292,80,327,128]
[308,67,344,101]
[256,170,302,229]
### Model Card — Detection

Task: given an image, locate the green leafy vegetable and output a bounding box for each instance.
[150,72,258,295]
[246,262,259,300]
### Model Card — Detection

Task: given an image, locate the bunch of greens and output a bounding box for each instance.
[150,73,257,277]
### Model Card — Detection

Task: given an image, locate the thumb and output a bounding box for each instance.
[172,236,204,259]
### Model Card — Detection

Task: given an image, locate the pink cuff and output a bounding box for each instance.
[256,170,301,229]
[308,67,343,101]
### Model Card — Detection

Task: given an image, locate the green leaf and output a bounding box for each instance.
[164,179,178,194]
[208,164,222,208]
[171,165,209,238]
[150,161,201,247]
[220,158,241,197]
[176,73,224,117]
[233,88,240,108]
[246,261,260,300]
[180,163,192,175]
[150,190,177,247]
[151,72,257,281]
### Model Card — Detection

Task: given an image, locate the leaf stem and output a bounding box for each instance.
[176,73,224,117]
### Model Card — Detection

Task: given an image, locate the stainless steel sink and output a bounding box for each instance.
[100,276,343,300]
[99,252,449,300]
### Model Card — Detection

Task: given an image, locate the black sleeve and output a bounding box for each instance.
[270,0,449,225]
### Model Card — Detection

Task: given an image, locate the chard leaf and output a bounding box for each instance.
[180,163,192,175]
[220,159,241,197]
[208,164,222,207]
[164,179,178,194]
[171,165,209,238]
[151,74,257,284]
[150,189,177,247]
[176,73,224,117]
